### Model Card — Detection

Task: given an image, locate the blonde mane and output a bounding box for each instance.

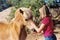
[0,7,27,40]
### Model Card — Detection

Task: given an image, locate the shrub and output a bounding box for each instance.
[10,0,45,19]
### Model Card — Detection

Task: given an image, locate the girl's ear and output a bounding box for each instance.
[19,9,23,14]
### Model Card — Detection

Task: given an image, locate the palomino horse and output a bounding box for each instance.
[0,7,33,40]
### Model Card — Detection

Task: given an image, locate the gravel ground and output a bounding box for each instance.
[0,7,12,24]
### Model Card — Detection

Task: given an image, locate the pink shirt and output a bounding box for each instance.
[41,17,54,37]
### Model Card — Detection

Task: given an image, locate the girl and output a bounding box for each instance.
[33,5,57,40]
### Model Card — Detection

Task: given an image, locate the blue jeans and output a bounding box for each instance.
[45,34,57,40]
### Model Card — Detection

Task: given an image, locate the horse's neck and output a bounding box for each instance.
[19,26,27,40]
[0,22,8,28]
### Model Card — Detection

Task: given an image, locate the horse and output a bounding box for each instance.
[0,7,33,40]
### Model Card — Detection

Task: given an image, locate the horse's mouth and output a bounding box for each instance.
[25,19,29,21]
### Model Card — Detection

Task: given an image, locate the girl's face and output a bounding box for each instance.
[39,5,46,20]
[39,8,44,19]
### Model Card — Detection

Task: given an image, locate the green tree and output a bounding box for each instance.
[6,0,20,6]
[46,0,54,6]
[14,0,45,17]
[9,0,45,20]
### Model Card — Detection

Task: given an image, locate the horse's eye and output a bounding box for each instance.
[25,19,28,21]
[19,9,23,14]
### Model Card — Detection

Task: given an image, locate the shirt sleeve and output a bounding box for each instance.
[41,17,49,25]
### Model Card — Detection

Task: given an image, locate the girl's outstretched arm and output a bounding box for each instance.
[33,17,49,33]
[33,23,45,33]
[29,20,45,33]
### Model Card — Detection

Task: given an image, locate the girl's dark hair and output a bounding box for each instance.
[45,5,51,17]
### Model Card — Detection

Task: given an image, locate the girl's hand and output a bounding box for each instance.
[26,20,36,30]
[29,20,37,29]
[41,31,44,34]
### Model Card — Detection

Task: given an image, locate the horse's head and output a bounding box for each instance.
[13,7,33,35]
[14,8,26,26]
[14,7,33,25]
[19,7,33,21]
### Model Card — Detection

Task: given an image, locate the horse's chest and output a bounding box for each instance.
[0,26,18,40]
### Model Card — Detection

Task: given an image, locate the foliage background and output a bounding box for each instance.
[0,0,54,18]
[9,0,45,18]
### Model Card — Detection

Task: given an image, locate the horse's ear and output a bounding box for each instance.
[19,9,23,14]
[29,6,32,10]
